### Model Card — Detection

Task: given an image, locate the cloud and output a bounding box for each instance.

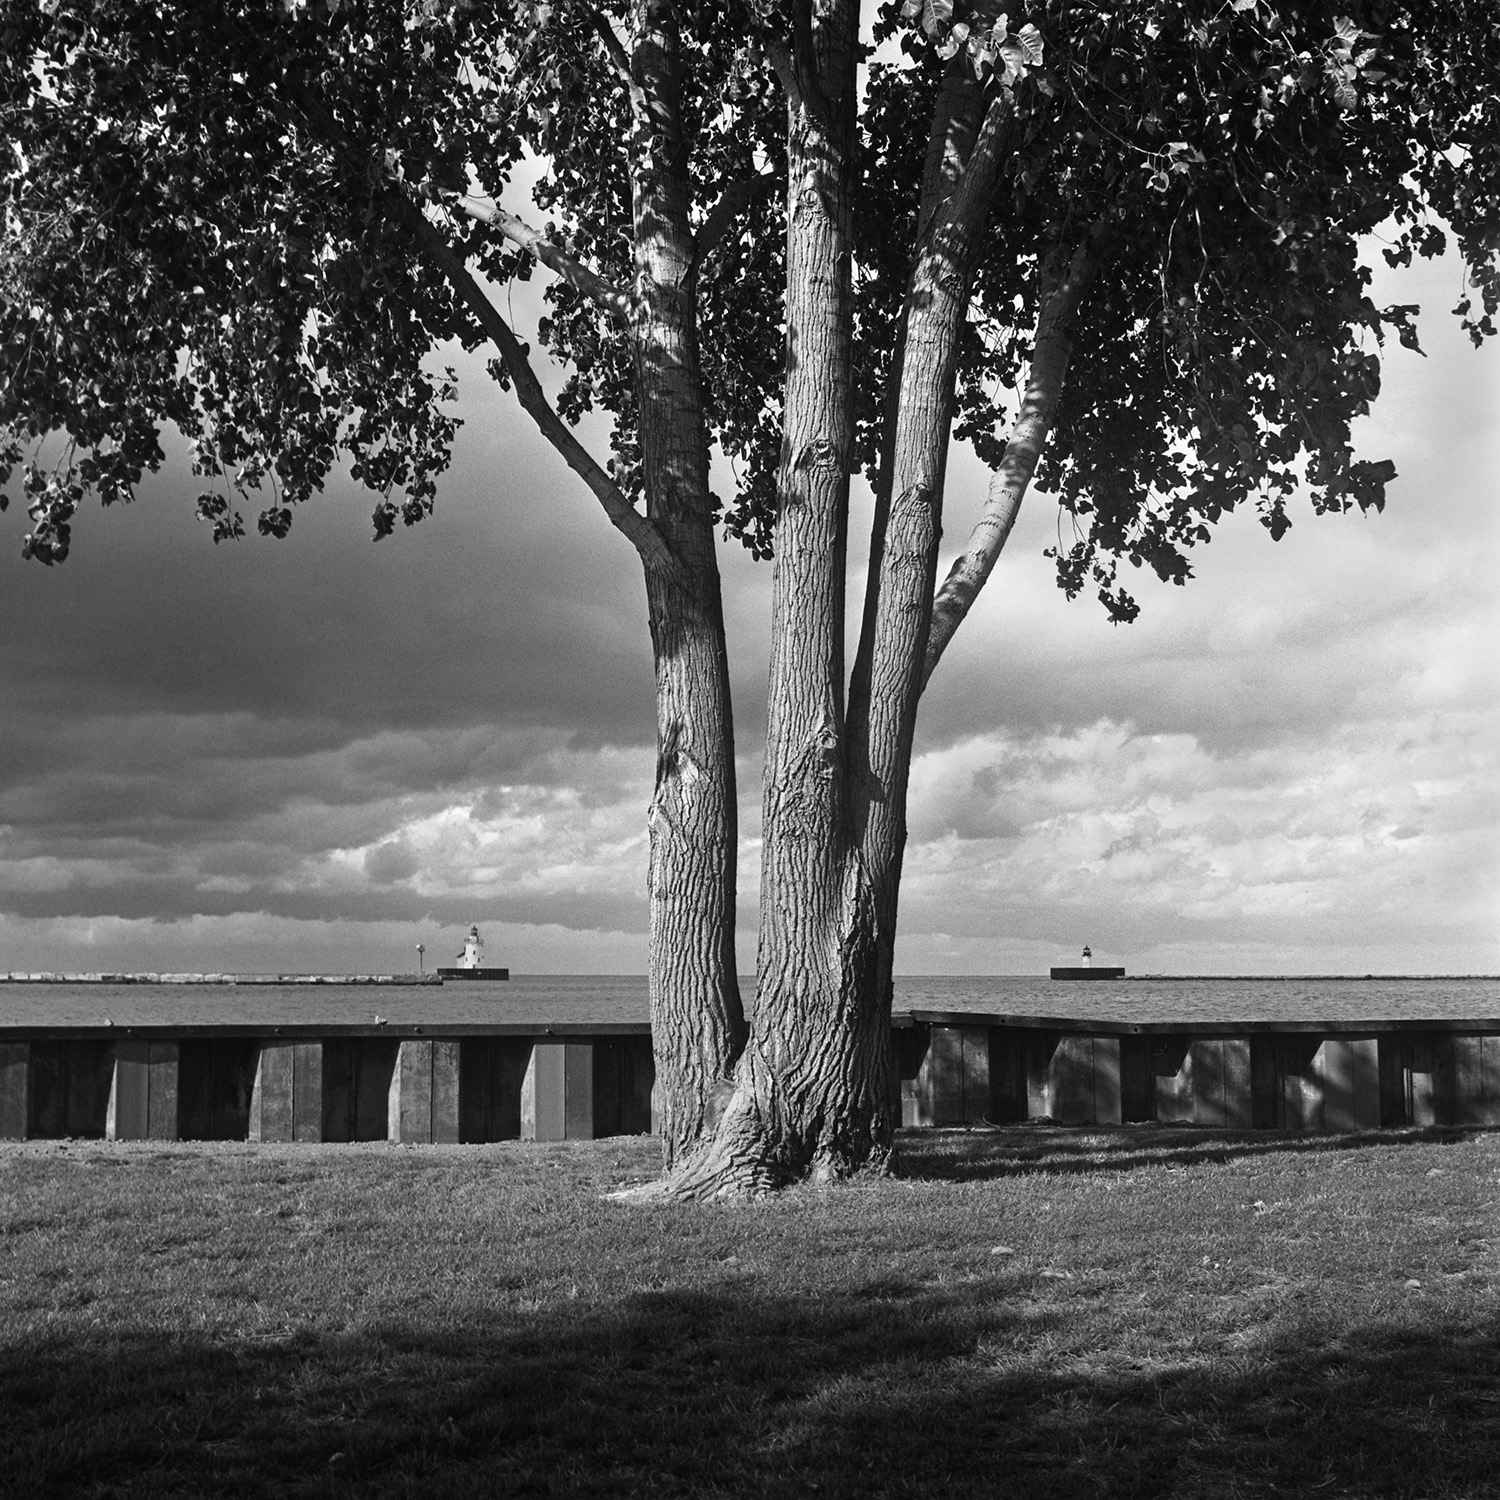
[0,911,655,979]
[0,718,658,919]
[0,402,662,746]
[363,838,421,885]
[894,705,1499,972]
[917,250,1499,759]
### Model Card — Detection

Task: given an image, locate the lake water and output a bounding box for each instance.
[1,974,1496,1029]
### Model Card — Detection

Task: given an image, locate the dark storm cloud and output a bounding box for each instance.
[364,839,422,884]
[0,408,660,745]
[0,341,731,948]
[0,711,648,862]
[0,875,649,931]
[0,713,438,839]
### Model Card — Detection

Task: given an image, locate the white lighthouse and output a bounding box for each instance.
[436,925,510,981]
[1050,944,1122,981]
[458,926,483,969]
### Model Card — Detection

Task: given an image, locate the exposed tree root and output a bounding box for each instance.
[606,1082,896,1204]
[604,1177,682,1205]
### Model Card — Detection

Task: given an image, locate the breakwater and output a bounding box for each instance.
[0,972,440,985]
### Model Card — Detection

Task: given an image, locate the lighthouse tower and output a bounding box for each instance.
[436,925,509,982]
[1049,945,1121,980]
[458,926,483,969]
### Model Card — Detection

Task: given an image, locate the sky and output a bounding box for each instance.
[1,245,1496,978]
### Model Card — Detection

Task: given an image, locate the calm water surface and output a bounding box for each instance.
[1,974,1496,1029]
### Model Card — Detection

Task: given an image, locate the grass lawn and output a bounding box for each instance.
[2,1124,1498,1498]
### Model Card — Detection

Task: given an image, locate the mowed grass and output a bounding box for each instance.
[2,1127,1498,1499]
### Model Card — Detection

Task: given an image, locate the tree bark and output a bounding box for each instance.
[830,87,1018,1176]
[638,0,878,1197]
[747,0,870,1169]
[628,0,746,1167]
[922,242,1092,685]
[651,70,1026,1197]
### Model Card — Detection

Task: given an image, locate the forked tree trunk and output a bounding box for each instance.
[653,67,1023,1199]
[654,0,901,1198]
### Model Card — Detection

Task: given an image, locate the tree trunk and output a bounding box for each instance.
[649,71,1018,1199]
[646,0,901,1199]
[630,0,745,1167]
[833,92,1016,1165]
[643,565,743,1170]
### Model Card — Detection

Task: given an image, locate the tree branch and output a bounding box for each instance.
[921,243,1093,686]
[917,62,988,244]
[789,0,832,121]
[591,7,655,138]
[433,191,630,324]
[589,8,633,86]
[927,86,1017,242]
[852,84,1016,701]
[757,0,833,123]
[761,34,801,109]
[692,173,777,267]
[269,68,682,580]
[393,197,686,583]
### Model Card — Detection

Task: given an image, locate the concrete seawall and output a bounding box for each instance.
[3,1009,1497,1143]
[899,1011,1500,1132]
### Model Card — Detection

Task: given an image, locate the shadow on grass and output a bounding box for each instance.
[4,1278,1498,1498]
[896,1123,1486,1182]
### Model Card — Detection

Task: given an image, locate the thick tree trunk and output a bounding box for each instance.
[647,0,902,1199]
[629,0,745,1167]
[647,70,1022,1199]
[643,566,743,1170]
[832,94,1017,1165]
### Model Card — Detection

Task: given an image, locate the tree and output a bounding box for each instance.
[2,0,1496,1195]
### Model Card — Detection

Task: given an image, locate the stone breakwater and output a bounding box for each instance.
[0,973,441,985]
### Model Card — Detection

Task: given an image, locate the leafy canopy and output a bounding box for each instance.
[1,0,1495,618]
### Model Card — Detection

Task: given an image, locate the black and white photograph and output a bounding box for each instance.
[2,1,1497,1493]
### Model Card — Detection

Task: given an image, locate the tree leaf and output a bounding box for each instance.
[922,0,953,39]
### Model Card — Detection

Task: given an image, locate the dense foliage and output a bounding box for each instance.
[4,1,1495,613]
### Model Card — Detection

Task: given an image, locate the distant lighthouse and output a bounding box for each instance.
[458,925,483,969]
[1050,944,1123,981]
[436,926,510,982]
